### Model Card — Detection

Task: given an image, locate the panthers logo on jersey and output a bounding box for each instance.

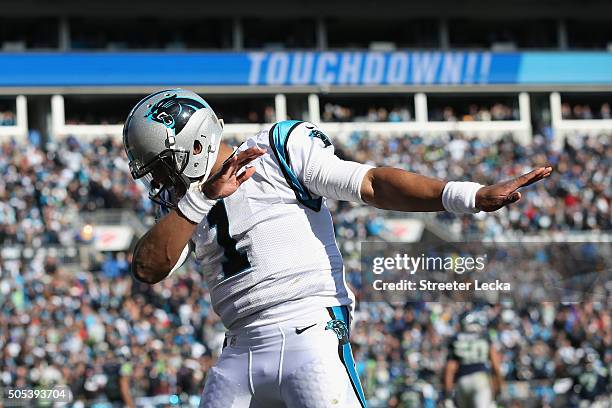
[308,129,332,148]
[144,94,207,134]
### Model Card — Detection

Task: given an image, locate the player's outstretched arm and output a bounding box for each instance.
[360,166,553,213]
[361,168,447,212]
[131,146,264,284]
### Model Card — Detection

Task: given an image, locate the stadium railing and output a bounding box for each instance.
[550,92,612,135]
[49,93,534,143]
[8,91,611,143]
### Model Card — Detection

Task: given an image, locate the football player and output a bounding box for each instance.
[570,348,610,408]
[443,312,503,408]
[123,89,552,408]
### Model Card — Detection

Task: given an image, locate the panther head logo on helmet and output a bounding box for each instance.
[144,94,207,135]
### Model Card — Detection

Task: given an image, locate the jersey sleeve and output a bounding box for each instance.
[270,121,373,209]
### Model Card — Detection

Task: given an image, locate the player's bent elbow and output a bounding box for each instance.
[131,261,167,284]
[131,235,192,284]
[131,242,171,284]
[359,168,377,205]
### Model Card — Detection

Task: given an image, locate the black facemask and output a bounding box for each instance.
[129,148,191,208]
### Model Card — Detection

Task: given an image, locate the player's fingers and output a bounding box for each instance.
[234,147,265,168]
[219,155,239,175]
[520,167,552,187]
[236,167,256,185]
[511,166,553,189]
[542,166,553,177]
[514,167,545,187]
[219,146,239,167]
[222,147,263,175]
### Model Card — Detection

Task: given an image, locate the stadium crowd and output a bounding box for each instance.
[354,300,610,407]
[0,130,610,407]
[0,136,151,250]
[429,103,518,122]
[562,103,612,120]
[0,109,16,126]
[335,131,611,239]
[2,247,609,407]
[1,130,609,250]
[321,102,518,123]
[322,103,413,123]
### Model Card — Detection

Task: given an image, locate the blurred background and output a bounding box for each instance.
[0,0,610,407]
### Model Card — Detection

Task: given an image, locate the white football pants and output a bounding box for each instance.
[199,306,366,408]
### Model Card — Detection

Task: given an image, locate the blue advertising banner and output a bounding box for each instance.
[245,52,516,85]
[0,51,611,87]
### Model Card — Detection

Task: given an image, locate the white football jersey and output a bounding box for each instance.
[190,120,370,329]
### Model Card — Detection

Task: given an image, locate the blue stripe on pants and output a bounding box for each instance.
[329,306,367,408]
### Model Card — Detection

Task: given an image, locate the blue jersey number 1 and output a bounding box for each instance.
[206,200,251,278]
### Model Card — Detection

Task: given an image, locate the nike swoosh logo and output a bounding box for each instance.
[295,323,317,334]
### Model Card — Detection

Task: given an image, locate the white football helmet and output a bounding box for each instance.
[123,89,223,207]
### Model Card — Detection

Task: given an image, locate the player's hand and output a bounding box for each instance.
[475,166,553,212]
[202,147,265,199]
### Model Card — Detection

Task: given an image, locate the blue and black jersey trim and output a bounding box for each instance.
[268,120,323,211]
[327,306,367,408]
